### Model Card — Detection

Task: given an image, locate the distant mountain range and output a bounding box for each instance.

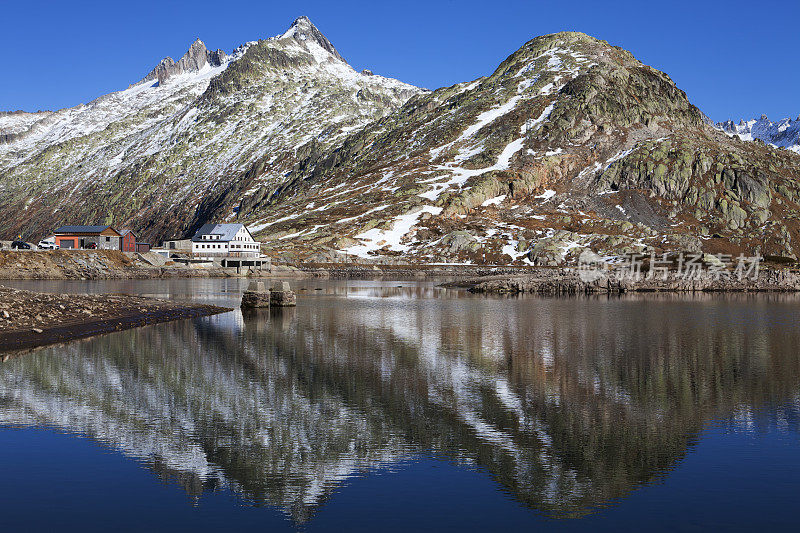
[2,16,799,263]
[716,115,800,154]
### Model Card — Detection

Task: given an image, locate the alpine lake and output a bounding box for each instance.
[1,278,799,531]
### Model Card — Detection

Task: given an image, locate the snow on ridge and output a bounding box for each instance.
[0,112,51,135]
[1,21,422,205]
[0,56,233,162]
[1,21,417,167]
[515,46,594,79]
[271,16,418,96]
[716,114,800,152]
[311,56,420,95]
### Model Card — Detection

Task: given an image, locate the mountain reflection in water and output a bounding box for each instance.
[1,282,799,523]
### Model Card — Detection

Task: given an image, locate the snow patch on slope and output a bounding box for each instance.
[344,206,443,257]
[421,102,555,201]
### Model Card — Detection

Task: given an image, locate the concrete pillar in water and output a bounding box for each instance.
[270,281,297,307]
[241,281,270,308]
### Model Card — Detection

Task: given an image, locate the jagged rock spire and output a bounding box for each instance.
[136,38,227,86]
[133,16,344,88]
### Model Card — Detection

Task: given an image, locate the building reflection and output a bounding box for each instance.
[1,290,799,522]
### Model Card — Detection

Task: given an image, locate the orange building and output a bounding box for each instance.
[53,226,123,250]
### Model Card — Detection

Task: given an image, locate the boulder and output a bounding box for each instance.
[441,231,479,253]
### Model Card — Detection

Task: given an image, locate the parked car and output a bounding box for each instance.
[11,240,31,250]
[38,240,58,250]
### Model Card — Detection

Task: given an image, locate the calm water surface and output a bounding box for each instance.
[1,278,799,531]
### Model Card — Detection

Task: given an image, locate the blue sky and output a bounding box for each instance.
[1,0,797,121]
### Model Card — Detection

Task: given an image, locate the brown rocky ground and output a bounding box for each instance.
[0,285,231,355]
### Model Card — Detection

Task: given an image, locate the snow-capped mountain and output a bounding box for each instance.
[0,16,421,240]
[717,115,800,154]
[3,19,800,263]
[239,31,800,264]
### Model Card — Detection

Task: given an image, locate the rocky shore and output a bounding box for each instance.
[0,285,231,355]
[4,250,799,295]
[445,267,800,294]
[296,262,538,279]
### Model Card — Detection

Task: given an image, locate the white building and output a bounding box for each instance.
[191,224,260,258]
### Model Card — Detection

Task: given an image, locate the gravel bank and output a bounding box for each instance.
[0,285,231,354]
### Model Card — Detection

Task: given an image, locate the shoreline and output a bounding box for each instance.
[289,262,800,292]
[0,250,543,281]
[297,264,534,280]
[442,267,800,294]
[0,285,232,355]
[3,250,800,293]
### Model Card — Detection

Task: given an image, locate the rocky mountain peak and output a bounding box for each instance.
[179,38,211,71]
[136,38,228,87]
[279,15,345,63]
